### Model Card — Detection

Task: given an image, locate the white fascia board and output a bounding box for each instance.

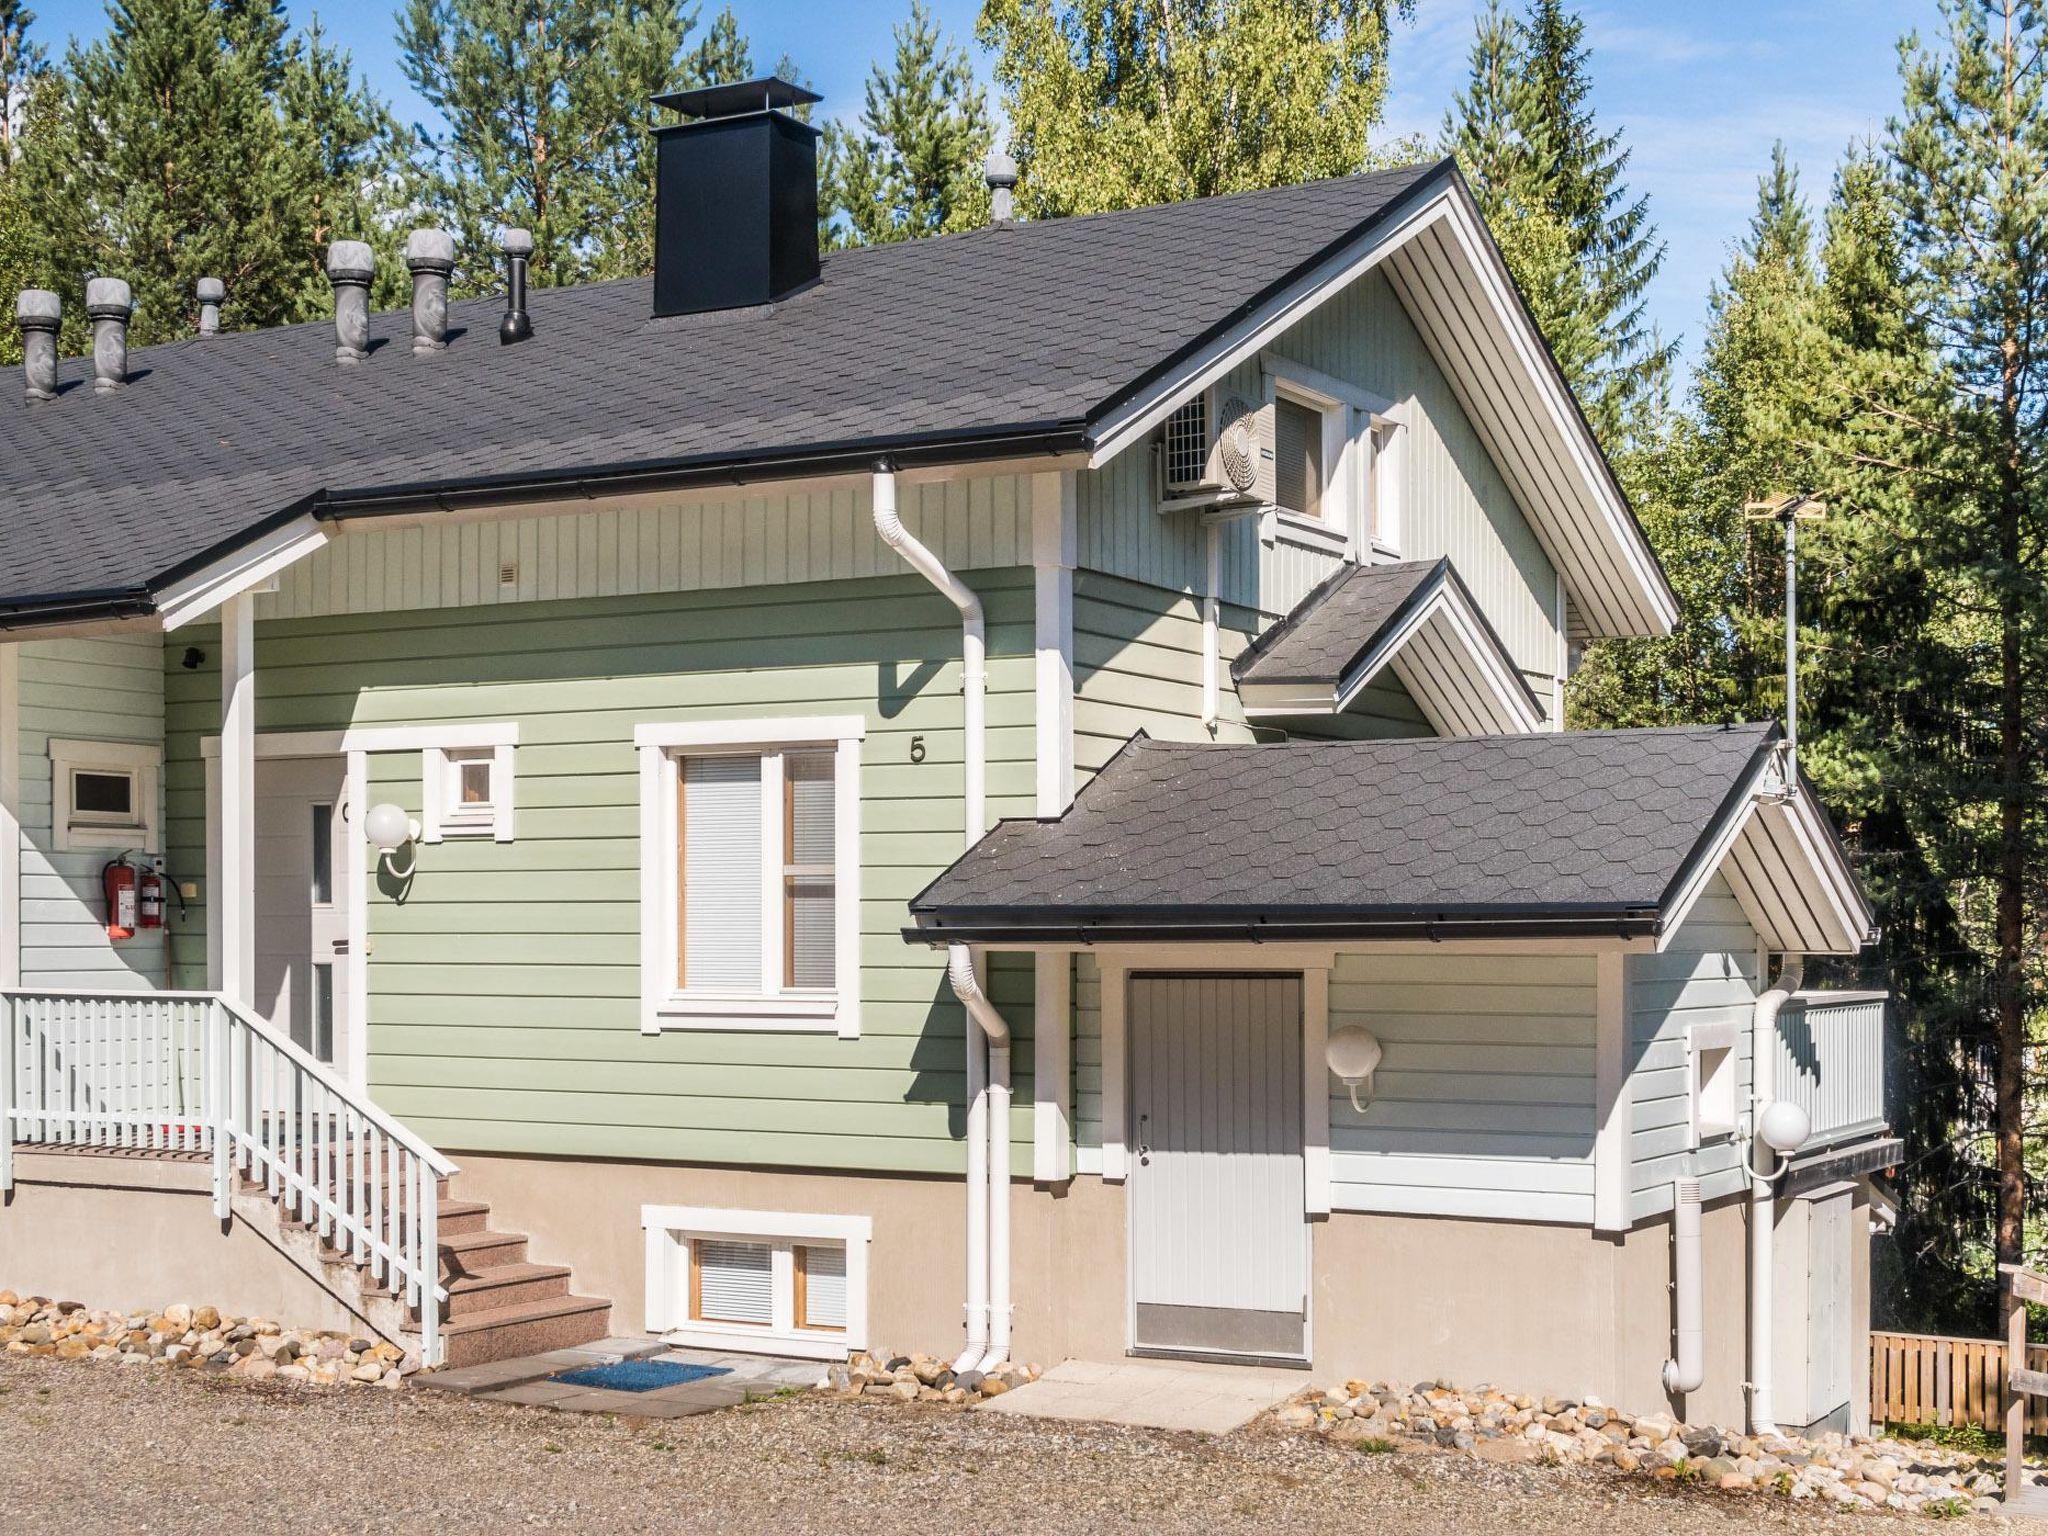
[155,514,332,632]
[633,716,867,750]
[1088,183,1458,466]
[1656,765,1767,953]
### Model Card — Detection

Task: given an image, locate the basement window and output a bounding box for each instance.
[642,1205,871,1360]
[51,738,160,853]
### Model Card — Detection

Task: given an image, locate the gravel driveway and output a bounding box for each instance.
[0,1354,2001,1533]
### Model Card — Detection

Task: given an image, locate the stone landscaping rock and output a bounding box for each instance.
[0,1294,411,1393]
[1268,1371,2022,1517]
[816,1349,1042,1407]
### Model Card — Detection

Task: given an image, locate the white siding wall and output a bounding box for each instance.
[1327,951,1596,1223]
[260,474,1035,622]
[17,636,166,989]
[1628,876,1762,1220]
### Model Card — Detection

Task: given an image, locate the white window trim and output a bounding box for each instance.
[422,741,515,843]
[1688,1017,1740,1145]
[1261,354,1407,559]
[635,716,864,1038]
[640,1204,871,1360]
[50,738,161,853]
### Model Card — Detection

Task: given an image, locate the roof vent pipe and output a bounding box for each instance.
[984,148,1018,228]
[14,290,60,401]
[406,229,456,354]
[85,277,132,392]
[498,227,533,345]
[196,277,224,336]
[325,240,375,365]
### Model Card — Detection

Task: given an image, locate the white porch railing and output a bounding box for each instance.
[1774,989,1887,1150]
[0,988,455,1362]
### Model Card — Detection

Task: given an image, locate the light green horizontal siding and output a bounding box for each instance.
[164,572,1042,1175]
[1328,951,1596,1221]
[18,636,165,990]
[1628,875,1760,1220]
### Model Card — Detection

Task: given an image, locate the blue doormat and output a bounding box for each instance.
[550,1359,733,1393]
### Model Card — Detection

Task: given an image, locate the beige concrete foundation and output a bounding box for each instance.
[454,1151,1842,1429]
[0,1150,369,1332]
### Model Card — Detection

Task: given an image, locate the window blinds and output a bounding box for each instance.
[1275,396,1324,519]
[681,755,762,990]
[784,752,836,989]
[695,1239,773,1325]
[798,1244,848,1330]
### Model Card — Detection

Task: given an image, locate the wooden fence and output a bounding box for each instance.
[1871,1330,2048,1436]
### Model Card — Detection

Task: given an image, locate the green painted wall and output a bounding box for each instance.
[163,572,1039,1175]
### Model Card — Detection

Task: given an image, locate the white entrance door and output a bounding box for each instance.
[253,756,350,1071]
[1805,1190,1852,1426]
[1128,973,1307,1361]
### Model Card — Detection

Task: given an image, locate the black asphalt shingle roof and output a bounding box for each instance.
[906,723,1782,942]
[1231,558,1447,685]
[0,163,1443,620]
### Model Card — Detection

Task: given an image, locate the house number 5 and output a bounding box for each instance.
[909,735,926,764]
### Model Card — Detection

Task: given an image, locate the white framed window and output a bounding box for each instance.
[1261,354,1406,561]
[1688,1018,1739,1144]
[50,738,161,852]
[422,740,514,842]
[641,1205,871,1360]
[635,717,863,1036]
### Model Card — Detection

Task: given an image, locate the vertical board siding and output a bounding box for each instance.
[164,573,1040,1175]
[1327,950,1597,1223]
[260,475,1033,622]
[18,636,166,989]
[1628,875,1761,1219]
[1075,269,1561,684]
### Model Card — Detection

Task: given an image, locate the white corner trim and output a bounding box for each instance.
[1032,470,1077,818]
[1033,953,1073,1184]
[0,646,20,991]
[640,1204,872,1358]
[636,720,863,1039]
[156,514,333,633]
[48,737,163,853]
[633,716,867,751]
[1593,951,1629,1234]
[1304,967,1331,1217]
[1100,961,1129,1182]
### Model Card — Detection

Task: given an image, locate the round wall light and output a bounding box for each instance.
[365,801,421,879]
[1326,1025,1383,1114]
[1757,1098,1812,1158]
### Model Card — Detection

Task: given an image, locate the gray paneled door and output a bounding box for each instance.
[253,755,350,1069]
[1128,973,1307,1361]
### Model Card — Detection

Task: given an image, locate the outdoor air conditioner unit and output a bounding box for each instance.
[1158,386,1271,512]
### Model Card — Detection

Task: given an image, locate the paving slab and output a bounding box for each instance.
[410,1358,555,1394]
[478,1380,586,1407]
[977,1359,1306,1435]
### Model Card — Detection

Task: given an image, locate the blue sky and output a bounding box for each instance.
[26,0,1930,374]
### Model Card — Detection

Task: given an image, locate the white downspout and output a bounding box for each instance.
[1749,954,1804,1436]
[1663,1175,1704,1395]
[874,463,1014,1372]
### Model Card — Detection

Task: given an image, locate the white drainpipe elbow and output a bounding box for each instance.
[1663,1175,1705,1396]
[949,944,1013,1371]
[1749,955,1805,1437]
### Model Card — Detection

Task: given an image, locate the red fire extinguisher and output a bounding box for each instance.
[102,857,138,941]
[138,862,164,931]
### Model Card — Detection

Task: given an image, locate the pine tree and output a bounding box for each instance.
[1879,0,2048,1283]
[1442,0,1670,449]
[977,0,1414,219]
[2,0,401,348]
[0,0,42,157]
[822,2,992,248]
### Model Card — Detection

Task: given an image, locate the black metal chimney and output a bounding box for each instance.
[651,76,822,318]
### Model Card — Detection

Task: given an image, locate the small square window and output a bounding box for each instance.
[423,741,513,842]
[51,739,159,852]
[1690,1023,1738,1143]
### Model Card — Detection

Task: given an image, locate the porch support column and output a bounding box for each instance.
[1593,950,1630,1233]
[0,643,20,992]
[1031,470,1076,1183]
[219,593,256,1005]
